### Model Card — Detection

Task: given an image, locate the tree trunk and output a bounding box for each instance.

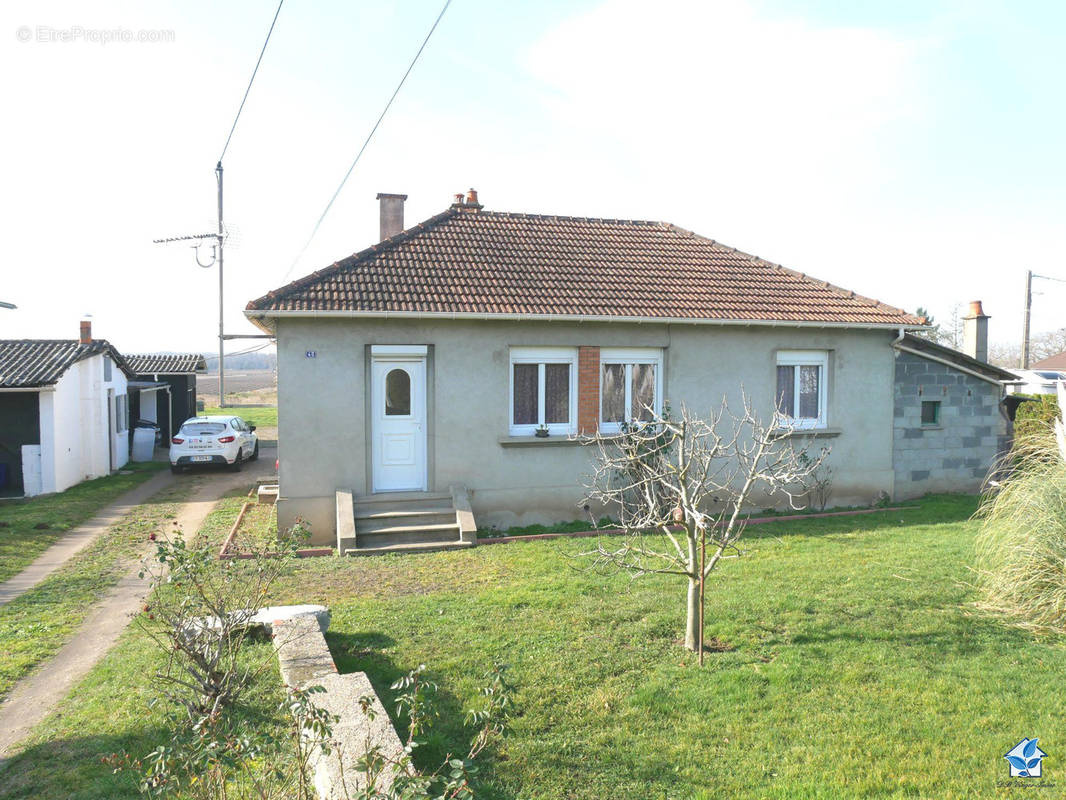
[684,574,700,651]
[684,531,700,651]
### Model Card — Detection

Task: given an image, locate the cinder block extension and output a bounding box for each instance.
[892,350,1010,499]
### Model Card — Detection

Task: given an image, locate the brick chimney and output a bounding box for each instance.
[962,300,989,363]
[79,319,92,344]
[376,193,407,241]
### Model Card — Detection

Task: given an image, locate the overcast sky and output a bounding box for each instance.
[2,0,1064,356]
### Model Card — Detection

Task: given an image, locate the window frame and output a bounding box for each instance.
[383,367,413,418]
[775,350,829,430]
[508,347,578,436]
[599,347,664,434]
[115,395,128,433]
[920,400,941,427]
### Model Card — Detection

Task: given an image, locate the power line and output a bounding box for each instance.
[279,0,453,284]
[219,0,285,163]
[202,342,273,361]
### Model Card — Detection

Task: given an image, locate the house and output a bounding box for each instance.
[125,353,207,440]
[1004,367,1066,395]
[0,322,132,497]
[891,302,1017,499]
[247,190,967,550]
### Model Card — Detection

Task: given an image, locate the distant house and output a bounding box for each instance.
[1002,351,1066,395]
[125,353,207,440]
[0,322,132,497]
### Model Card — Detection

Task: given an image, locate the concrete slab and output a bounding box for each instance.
[273,614,408,798]
[187,604,331,638]
[274,615,337,688]
[312,672,408,798]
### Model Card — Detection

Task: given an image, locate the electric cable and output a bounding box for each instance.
[278,0,452,284]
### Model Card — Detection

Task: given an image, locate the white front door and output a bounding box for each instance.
[371,356,427,492]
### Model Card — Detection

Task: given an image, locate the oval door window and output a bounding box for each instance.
[385,368,411,416]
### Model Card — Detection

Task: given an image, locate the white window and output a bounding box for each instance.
[775,350,828,429]
[115,394,129,432]
[599,348,663,433]
[509,347,577,436]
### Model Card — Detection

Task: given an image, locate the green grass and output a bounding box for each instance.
[4,494,1064,798]
[202,406,277,428]
[0,462,167,584]
[0,479,200,701]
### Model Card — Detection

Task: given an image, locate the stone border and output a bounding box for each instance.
[273,612,407,798]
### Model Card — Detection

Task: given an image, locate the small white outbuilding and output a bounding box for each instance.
[0,321,133,497]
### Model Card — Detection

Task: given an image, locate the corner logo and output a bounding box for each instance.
[1005,738,1047,778]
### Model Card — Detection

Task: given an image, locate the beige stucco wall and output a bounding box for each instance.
[274,317,898,544]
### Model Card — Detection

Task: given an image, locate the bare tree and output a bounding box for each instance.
[581,397,828,661]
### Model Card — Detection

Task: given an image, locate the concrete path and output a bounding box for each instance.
[0,469,177,607]
[0,449,276,760]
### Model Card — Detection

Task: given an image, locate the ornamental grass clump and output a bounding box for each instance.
[975,429,1066,634]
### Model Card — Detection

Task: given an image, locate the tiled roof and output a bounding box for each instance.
[0,340,131,388]
[1030,351,1066,370]
[247,206,923,327]
[126,353,207,375]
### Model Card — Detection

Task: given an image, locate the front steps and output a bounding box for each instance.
[335,486,477,555]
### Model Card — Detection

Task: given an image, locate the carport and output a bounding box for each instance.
[127,380,170,457]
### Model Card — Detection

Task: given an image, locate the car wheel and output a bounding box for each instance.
[170,464,183,475]
[230,449,243,472]
[250,441,259,461]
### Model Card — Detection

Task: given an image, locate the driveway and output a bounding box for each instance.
[0,446,277,760]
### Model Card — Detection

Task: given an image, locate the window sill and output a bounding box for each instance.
[776,427,843,438]
[498,435,585,448]
[920,425,943,431]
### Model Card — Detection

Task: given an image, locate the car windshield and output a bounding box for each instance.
[180,422,227,435]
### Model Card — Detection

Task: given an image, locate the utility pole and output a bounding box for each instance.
[216,161,225,406]
[1021,269,1032,369]
[154,164,272,409]
[1020,270,1066,369]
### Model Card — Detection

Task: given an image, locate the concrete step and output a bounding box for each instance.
[355,491,451,505]
[354,506,454,520]
[356,526,462,549]
[348,540,475,557]
[357,512,456,532]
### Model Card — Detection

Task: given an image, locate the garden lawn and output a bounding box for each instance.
[3,494,1064,799]
[0,478,200,701]
[202,406,277,429]
[0,462,167,584]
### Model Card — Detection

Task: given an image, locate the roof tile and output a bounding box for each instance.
[247,207,922,326]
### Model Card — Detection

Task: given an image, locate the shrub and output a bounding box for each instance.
[1013,393,1060,440]
[975,431,1066,633]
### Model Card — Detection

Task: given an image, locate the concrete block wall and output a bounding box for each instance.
[892,351,1008,499]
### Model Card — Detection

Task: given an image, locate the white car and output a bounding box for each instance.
[170,415,259,473]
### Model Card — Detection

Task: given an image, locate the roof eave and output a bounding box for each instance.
[244,308,925,331]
